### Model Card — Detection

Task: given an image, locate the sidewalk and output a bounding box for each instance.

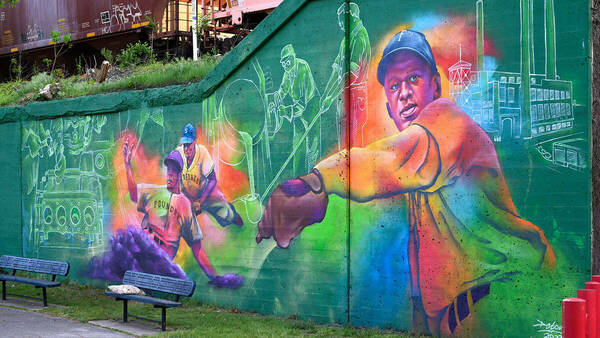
[0,305,130,337]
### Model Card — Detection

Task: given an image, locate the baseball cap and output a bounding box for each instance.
[164,150,183,172]
[179,123,196,144]
[377,30,438,86]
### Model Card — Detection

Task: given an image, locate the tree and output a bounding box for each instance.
[50,29,72,73]
[144,15,159,55]
[0,0,20,7]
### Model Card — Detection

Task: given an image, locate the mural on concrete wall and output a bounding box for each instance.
[20,0,589,336]
[22,115,109,257]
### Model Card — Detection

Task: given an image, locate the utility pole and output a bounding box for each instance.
[192,0,198,60]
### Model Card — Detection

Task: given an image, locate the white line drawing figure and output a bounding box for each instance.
[321,2,371,148]
[268,44,320,177]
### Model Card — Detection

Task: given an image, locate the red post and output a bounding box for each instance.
[592,276,600,283]
[563,298,586,338]
[586,282,600,338]
[578,289,597,338]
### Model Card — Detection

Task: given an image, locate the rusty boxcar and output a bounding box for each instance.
[0,0,280,80]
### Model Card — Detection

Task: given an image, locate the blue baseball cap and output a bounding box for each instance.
[377,30,438,86]
[164,150,183,172]
[179,123,196,144]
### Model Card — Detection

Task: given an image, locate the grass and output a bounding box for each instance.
[1,280,418,337]
[0,56,219,107]
[0,73,53,106]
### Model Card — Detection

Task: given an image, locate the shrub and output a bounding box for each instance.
[116,42,153,67]
[100,48,114,64]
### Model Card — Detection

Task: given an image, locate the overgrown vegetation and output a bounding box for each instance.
[115,42,154,67]
[0,42,221,107]
[1,281,412,337]
[0,0,19,7]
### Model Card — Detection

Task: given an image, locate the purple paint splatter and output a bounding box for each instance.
[88,226,186,282]
[209,273,244,288]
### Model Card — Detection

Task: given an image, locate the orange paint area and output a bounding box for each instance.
[112,125,250,264]
[356,19,498,147]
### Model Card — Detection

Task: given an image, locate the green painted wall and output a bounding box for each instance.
[0,0,592,336]
[0,121,21,256]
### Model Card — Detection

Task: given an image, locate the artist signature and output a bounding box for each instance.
[533,320,561,338]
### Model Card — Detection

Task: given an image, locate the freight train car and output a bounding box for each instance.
[201,0,281,50]
[0,0,198,80]
[0,0,281,81]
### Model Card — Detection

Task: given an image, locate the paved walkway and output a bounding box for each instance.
[0,306,130,337]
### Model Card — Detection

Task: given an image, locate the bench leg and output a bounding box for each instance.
[161,307,166,331]
[123,300,128,323]
[1,281,5,301]
[42,288,47,307]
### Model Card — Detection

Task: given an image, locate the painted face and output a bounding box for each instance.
[384,51,440,132]
[280,55,293,73]
[166,163,181,192]
[182,139,196,161]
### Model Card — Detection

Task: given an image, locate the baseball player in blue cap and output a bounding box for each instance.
[176,123,243,228]
[123,137,243,288]
[257,30,554,335]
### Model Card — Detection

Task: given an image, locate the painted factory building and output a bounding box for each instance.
[449,0,575,142]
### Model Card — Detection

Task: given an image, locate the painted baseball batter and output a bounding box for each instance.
[257,30,556,335]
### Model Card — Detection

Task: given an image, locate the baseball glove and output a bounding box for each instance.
[257,169,328,248]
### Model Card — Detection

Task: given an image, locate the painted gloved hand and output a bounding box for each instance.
[256,169,328,248]
[208,273,244,289]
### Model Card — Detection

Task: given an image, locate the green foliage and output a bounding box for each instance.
[116,42,154,67]
[9,57,21,80]
[0,72,52,106]
[57,56,218,100]
[0,56,220,106]
[52,68,64,79]
[0,0,19,7]
[144,14,159,34]
[42,58,52,70]
[100,48,114,64]
[49,30,72,72]
[50,30,71,44]
[196,14,212,38]
[75,57,83,75]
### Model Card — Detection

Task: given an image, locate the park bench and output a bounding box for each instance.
[0,255,70,307]
[105,270,196,331]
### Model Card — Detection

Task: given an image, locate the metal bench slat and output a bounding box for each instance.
[0,275,60,288]
[104,292,182,308]
[0,256,69,276]
[122,271,195,297]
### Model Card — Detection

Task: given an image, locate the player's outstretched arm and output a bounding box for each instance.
[316,125,440,202]
[123,137,138,202]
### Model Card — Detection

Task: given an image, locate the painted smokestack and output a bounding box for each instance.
[528,0,535,73]
[520,0,532,138]
[545,0,557,79]
[476,0,484,72]
[476,0,488,110]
